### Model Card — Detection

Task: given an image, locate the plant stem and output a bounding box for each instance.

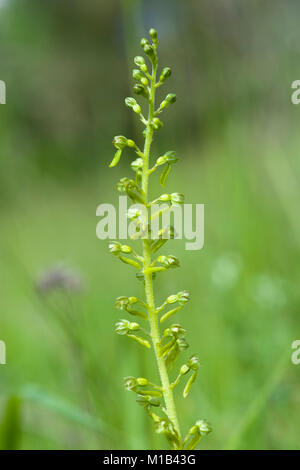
[141,59,182,446]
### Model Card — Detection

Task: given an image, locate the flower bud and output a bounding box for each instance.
[137,377,149,387]
[127,139,135,148]
[143,44,156,62]
[115,296,129,310]
[149,28,158,43]
[158,194,171,202]
[126,180,146,204]
[195,420,212,436]
[166,93,177,104]
[113,135,128,150]
[125,97,137,108]
[166,294,178,304]
[133,104,141,114]
[132,69,143,81]
[116,178,145,204]
[177,337,189,350]
[159,67,172,82]
[155,418,173,435]
[141,77,148,87]
[136,395,160,407]
[159,93,177,110]
[120,244,132,254]
[140,38,149,48]
[115,319,129,335]
[125,98,142,115]
[165,151,177,163]
[133,84,149,99]
[180,364,190,376]
[178,290,190,304]
[127,206,142,220]
[187,354,200,371]
[157,255,180,269]
[156,155,167,166]
[124,376,138,391]
[156,151,177,166]
[131,158,143,172]
[170,324,186,337]
[116,177,130,193]
[134,56,145,67]
[152,117,163,130]
[109,242,121,255]
[171,193,184,205]
[115,319,140,335]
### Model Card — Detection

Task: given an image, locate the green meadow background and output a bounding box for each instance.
[1,0,300,449]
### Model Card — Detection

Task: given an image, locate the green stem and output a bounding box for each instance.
[141,58,182,447]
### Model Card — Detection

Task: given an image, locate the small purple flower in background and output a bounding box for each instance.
[35,263,84,294]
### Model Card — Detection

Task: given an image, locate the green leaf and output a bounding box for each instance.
[160,163,171,187]
[19,385,106,434]
[0,395,22,450]
[183,371,197,398]
[118,256,141,270]
[109,149,122,167]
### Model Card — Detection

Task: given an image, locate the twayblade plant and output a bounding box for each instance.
[108,28,211,450]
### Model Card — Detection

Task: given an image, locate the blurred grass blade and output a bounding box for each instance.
[0,395,22,450]
[19,385,108,435]
[224,352,288,450]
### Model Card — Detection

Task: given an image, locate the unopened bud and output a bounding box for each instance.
[133,84,149,99]
[166,294,178,304]
[158,194,171,202]
[131,158,143,172]
[180,364,190,376]
[143,44,156,62]
[134,56,145,67]
[120,244,132,254]
[141,77,148,87]
[132,69,143,81]
[152,117,163,130]
[140,38,149,48]
[127,139,135,148]
[166,93,177,104]
[149,28,158,43]
[137,377,149,387]
[160,67,172,82]
[133,104,141,114]
[125,97,137,108]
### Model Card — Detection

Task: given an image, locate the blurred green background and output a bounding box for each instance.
[1,0,300,450]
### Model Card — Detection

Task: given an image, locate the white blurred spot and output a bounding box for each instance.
[211,253,243,290]
[251,274,287,309]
